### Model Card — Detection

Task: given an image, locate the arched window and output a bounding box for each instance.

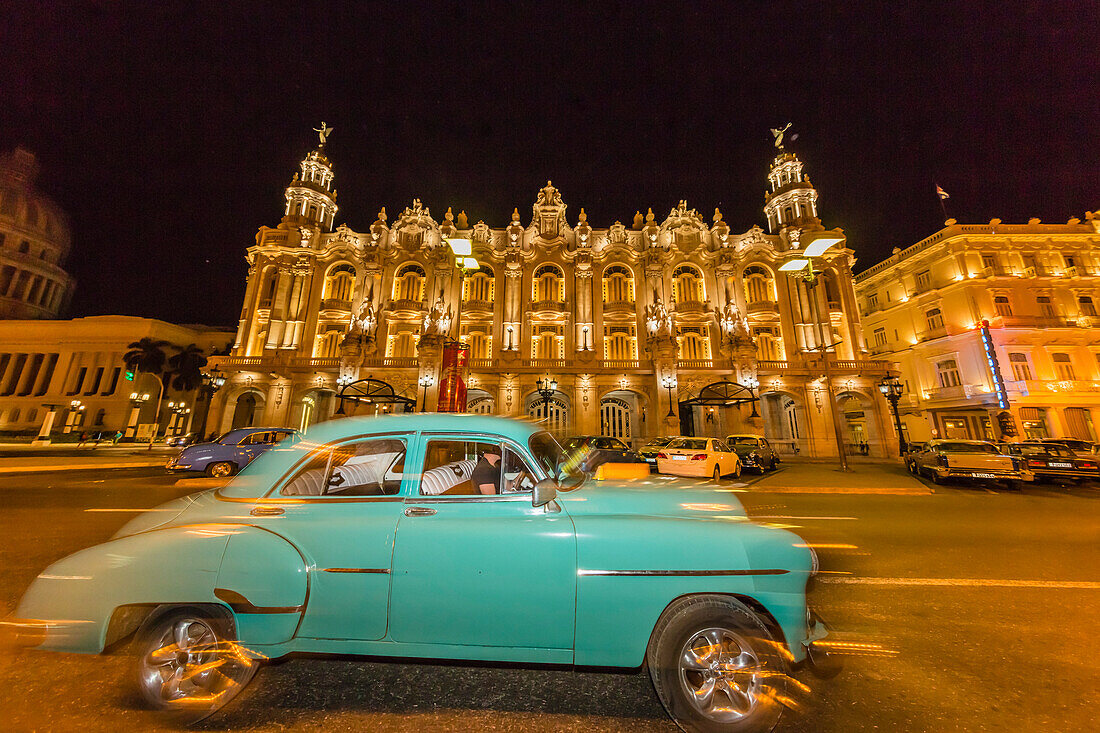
[527,394,568,434]
[672,264,705,303]
[603,325,638,361]
[742,265,776,304]
[324,263,356,303]
[677,327,711,360]
[387,329,420,358]
[752,326,785,361]
[393,263,426,302]
[463,328,493,360]
[532,324,563,360]
[602,264,635,303]
[533,264,564,302]
[315,330,342,358]
[600,397,633,441]
[463,264,495,302]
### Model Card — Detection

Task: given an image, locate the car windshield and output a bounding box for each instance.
[643,438,674,447]
[727,437,759,446]
[529,431,581,481]
[939,442,999,454]
[669,438,708,450]
[562,437,590,451]
[1020,444,1073,456]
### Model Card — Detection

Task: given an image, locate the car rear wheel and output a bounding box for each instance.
[136,608,258,723]
[713,465,722,481]
[205,461,236,478]
[648,595,786,733]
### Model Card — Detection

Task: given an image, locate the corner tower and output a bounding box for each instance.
[282,124,338,232]
[763,147,819,234]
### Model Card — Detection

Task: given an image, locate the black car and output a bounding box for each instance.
[724,434,780,473]
[1040,438,1097,455]
[638,436,680,470]
[562,435,646,474]
[1001,442,1099,484]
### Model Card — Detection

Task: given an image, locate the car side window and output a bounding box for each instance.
[714,440,728,452]
[420,439,502,496]
[609,438,628,450]
[502,446,537,493]
[243,432,269,446]
[281,437,408,497]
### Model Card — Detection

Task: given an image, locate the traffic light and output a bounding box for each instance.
[124,369,135,382]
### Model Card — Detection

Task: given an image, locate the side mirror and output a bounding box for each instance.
[532,478,558,507]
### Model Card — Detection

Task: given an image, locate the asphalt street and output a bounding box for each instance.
[0,464,1097,732]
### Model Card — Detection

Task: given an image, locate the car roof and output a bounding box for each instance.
[929,438,992,445]
[725,434,762,439]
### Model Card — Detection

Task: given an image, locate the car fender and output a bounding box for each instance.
[14,524,238,654]
[572,516,812,667]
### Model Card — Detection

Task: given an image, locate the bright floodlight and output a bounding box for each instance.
[779,259,811,272]
[446,237,473,256]
[461,257,479,269]
[803,235,845,257]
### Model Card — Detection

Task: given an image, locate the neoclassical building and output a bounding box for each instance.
[0,147,75,319]
[207,132,896,455]
[855,214,1100,443]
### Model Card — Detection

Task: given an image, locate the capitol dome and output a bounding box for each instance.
[0,147,75,319]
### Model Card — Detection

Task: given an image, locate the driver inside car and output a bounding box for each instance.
[471,447,534,494]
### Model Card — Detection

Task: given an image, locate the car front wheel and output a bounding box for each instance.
[136,608,258,722]
[205,461,236,478]
[648,595,786,732]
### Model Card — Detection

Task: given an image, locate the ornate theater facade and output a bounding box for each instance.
[207,132,897,456]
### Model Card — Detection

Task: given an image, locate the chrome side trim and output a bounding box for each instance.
[406,494,531,504]
[577,568,790,577]
[214,587,303,614]
[320,568,389,574]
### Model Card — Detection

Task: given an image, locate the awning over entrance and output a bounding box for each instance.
[335,378,415,414]
[679,380,758,407]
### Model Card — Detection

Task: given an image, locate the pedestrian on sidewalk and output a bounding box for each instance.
[112,430,122,445]
[860,439,869,456]
[77,431,88,447]
[93,432,103,449]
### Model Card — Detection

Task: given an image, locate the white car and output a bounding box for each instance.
[656,437,742,480]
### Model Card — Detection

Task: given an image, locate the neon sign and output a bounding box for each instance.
[979,319,1009,409]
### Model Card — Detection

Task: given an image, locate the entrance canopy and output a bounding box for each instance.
[335,378,415,414]
[679,380,758,407]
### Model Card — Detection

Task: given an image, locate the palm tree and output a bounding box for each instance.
[166,344,208,392]
[123,338,171,376]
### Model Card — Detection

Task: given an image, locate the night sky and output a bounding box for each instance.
[3,1,1097,327]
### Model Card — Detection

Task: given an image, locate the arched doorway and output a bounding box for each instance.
[598,389,644,446]
[526,391,569,435]
[679,381,760,439]
[294,388,338,431]
[759,390,807,456]
[231,391,264,429]
[334,378,415,416]
[466,389,495,414]
[836,391,882,456]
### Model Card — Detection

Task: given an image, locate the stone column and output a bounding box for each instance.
[575,258,594,352]
[502,265,523,355]
[649,336,681,435]
[32,408,58,446]
[416,333,445,411]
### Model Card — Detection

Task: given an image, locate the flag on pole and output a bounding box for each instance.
[936,184,950,200]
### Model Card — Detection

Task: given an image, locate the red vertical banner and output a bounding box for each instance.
[437,342,470,412]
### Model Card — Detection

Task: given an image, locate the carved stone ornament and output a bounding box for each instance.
[644,292,674,339]
[532,180,567,241]
[422,290,453,337]
[288,254,313,277]
[333,224,358,248]
[298,227,313,247]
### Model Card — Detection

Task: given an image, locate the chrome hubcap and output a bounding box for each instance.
[139,617,252,709]
[211,463,230,477]
[678,627,763,722]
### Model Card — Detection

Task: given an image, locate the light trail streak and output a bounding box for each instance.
[820,577,1100,589]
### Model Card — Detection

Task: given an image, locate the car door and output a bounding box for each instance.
[388,434,577,659]
[233,431,268,466]
[714,440,735,474]
[248,433,411,640]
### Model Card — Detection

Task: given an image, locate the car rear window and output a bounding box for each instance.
[727,437,759,446]
[668,438,708,450]
[939,442,999,454]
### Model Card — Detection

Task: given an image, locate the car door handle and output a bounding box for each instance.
[404,507,436,517]
[250,506,285,516]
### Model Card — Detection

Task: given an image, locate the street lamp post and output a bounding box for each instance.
[195,367,226,439]
[778,234,850,471]
[878,375,907,456]
[661,375,677,417]
[334,373,354,415]
[744,376,761,419]
[63,399,85,434]
[535,376,558,425]
[418,374,434,412]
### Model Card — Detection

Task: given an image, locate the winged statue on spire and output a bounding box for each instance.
[313,122,334,146]
[770,122,792,149]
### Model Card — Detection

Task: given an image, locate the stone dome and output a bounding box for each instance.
[0,147,76,319]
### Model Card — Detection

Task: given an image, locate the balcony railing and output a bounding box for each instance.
[530,300,565,313]
[991,315,1077,329]
[827,300,842,312]
[602,300,636,314]
[916,325,948,342]
[526,358,565,368]
[320,298,351,312]
[219,356,265,366]
[258,298,272,310]
[468,358,494,368]
[462,299,494,313]
[757,359,806,371]
[288,357,341,368]
[362,356,419,368]
[674,300,707,314]
[600,359,641,369]
[746,300,779,315]
[390,298,426,312]
[677,359,715,368]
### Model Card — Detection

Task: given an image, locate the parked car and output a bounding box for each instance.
[911,438,1034,487]
[725,434,780,473]
[164,432,199,448]
[903,442,928,473]
[657,437,743,480]
[9,414,835,730]
[1001,442,1099,483]
[637,436,680,469]
[1040,438,1097,454]
[561,435,646,474]
[166,427,300,477]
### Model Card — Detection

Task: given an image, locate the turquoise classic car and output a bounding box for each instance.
[10,414,836,731]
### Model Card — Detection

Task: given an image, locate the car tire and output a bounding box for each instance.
[732,464,741,479]
[136,607,258,723]
[930,470,945,485]
[647,594,786,733]
[713,465,722,481]
[205,461,236,478]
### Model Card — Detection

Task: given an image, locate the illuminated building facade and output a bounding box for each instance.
[0,148,75,319]
[208,134,896,455]
[855,215,1100,442]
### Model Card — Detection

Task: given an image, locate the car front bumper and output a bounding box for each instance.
[932,467,1034,481]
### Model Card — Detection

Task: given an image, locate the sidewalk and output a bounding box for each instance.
[748,460,930,494]
[0,445,174,473]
